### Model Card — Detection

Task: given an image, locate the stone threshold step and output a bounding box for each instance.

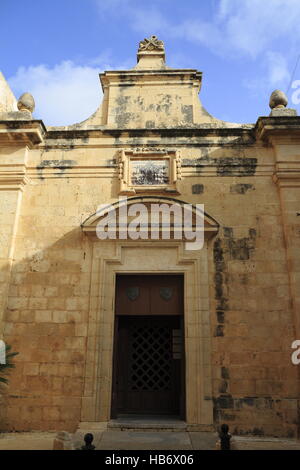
[108,418,187,432]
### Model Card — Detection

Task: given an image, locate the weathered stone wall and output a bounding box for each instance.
[0,136,296,436]
[0,37,299,436]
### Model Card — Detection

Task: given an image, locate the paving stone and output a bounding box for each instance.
[97,431,192,450]
[0,432,56,450]
[189,432,217,450]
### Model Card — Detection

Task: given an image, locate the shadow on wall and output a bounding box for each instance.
[1,227,91,432]
[0,143,298,437]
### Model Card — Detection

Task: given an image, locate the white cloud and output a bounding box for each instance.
[266,52,290,87]
[243,51,291,101]
[130,8,170,37]
[102,0,299,104]
[8,61,103,126]
[98,0,300,60]
[217,0,300,58]
[8,53,132,127]
[9,0,300,126]
[96,0,130,13]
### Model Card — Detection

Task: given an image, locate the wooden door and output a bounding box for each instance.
[112,275,184,417]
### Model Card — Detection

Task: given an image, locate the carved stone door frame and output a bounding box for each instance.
[80,240,214,430]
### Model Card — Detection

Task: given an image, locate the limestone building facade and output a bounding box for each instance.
[0,36,299,437]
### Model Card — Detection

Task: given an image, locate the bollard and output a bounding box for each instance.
[216,424,231,450]
[80,433,95,450]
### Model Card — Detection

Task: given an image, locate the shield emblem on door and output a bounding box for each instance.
[160,287,173,301]
[126,287,140,301]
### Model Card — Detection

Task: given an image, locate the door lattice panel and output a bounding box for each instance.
[129,325,172,391]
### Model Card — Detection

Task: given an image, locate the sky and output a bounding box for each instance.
[1,0,300,126]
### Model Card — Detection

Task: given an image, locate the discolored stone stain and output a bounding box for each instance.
[233,427,265,437]
[182,156,257,176]
[221,367,230,380]
[222,226,257,260]
[118,73,135,82]
[181,105,193,123]
[2,120,31,129]
[213,395,282,431]
[223,227,233,238]
[37,160,76,179]
[216,157,257,176]
[287,429,296,438]
[45,130,90,141]
[114,93,177,127]
[214,324,224,337]
[213,238,228,314]
[192,184,204,194]
[213,237,228,352]
[103,130,123,146]
[135,96,145,109]
[115,95,133,128]
[116,113,133,128]
[219,380,228,393]
[220,413,236,421]
[213,227,257,415]
[239,397,255,407]
[213,229,256,325]
[213,395,234,422]
[230,183,254,194]
[158,94,172,115]
[120,83,135,88]
[226,228,256,261]
[217,311,224,323]
[145,120,155,129]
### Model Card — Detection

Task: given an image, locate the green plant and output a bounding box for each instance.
[0,344,19,385]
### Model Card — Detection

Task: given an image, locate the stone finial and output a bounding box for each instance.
[138,35,165,53]
[136,35,166,69]
[269,89,288,109]
[17,92,35,114]
[268,89,297,116]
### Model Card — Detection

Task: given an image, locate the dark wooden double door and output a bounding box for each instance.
[112,275,185,417]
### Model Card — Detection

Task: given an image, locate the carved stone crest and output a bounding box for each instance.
[126,287,140,301]
[118,148,181,195]
[160,287,173,301]
[138,35,164,53]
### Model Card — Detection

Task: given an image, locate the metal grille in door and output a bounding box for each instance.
[129,324,172,392]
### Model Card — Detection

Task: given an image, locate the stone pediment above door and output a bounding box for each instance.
[81,195,219,243]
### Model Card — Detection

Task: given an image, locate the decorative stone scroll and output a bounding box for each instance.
[118,148,182,195]
[138,35,165,53]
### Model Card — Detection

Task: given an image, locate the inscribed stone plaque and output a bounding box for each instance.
[131,160,169,185]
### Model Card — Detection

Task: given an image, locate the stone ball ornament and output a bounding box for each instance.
[17,92,35,113]
[269,89,288,109]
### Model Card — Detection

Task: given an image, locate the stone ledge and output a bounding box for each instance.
[270,108,297,117]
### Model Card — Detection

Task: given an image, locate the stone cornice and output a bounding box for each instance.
[0,170,29,190]
[0,160,29,190]
[256,117,300,185]
[100,69,203,92]
[43,126,255,148]
[273,170,300,187]
[0,120,46,147]
[255,116,300,142]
